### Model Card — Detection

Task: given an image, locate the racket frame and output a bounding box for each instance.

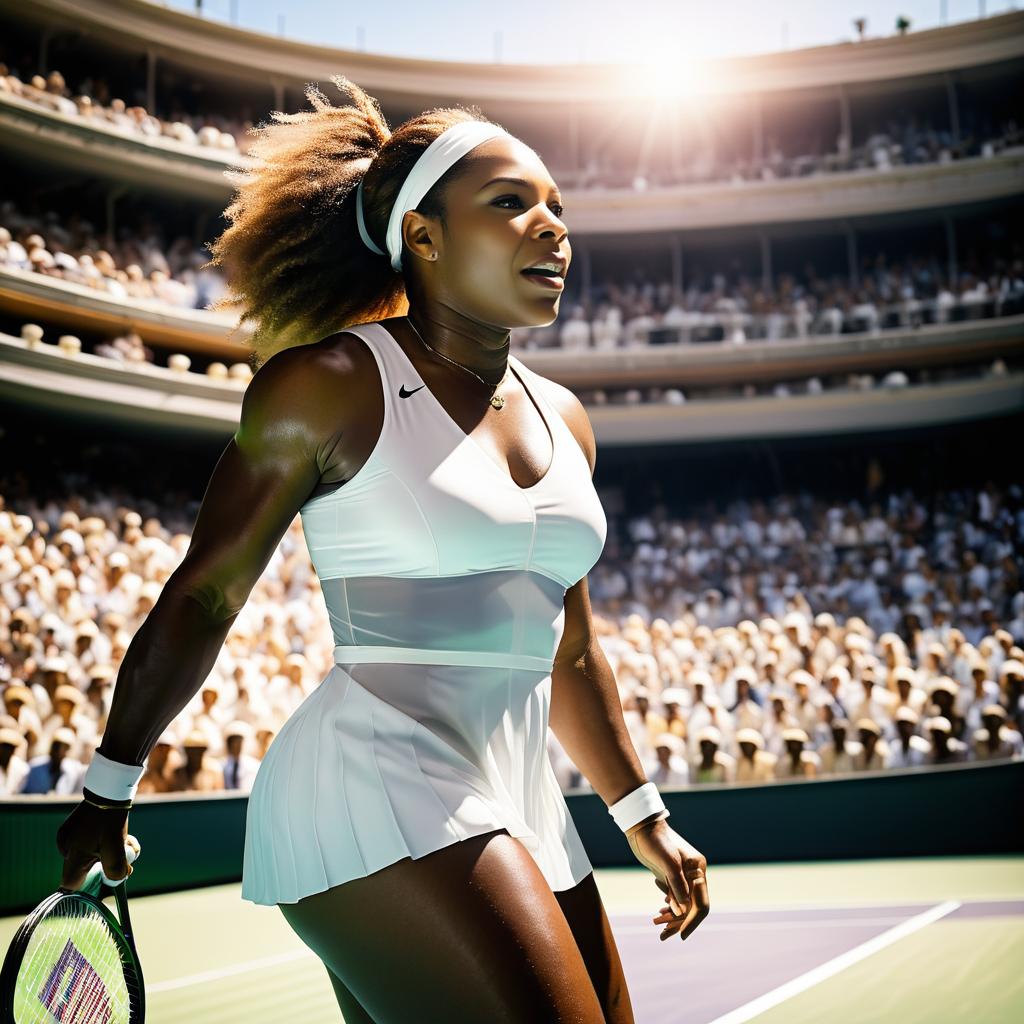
[0,883,145,1023]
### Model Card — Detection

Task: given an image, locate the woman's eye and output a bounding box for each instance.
[493,195,565,218]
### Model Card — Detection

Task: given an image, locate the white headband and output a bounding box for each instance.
[356,120,513,272]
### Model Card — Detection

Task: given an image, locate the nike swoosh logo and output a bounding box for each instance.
[399,384,425,398]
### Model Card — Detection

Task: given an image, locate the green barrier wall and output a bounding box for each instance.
[2,759,1020,915]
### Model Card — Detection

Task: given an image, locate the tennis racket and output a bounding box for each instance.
[0,835,144,1023]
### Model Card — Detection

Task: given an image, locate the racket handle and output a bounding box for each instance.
[98,835,141,887]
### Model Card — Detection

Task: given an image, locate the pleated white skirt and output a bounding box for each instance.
[240,660,593,906]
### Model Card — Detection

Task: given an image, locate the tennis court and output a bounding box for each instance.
[4,855,1020,1023]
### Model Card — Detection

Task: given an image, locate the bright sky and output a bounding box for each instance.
[163,0,1016,64]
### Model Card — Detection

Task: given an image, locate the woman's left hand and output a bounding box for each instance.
[627,818,710,942]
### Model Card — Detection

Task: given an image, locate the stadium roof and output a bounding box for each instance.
[13,0,1024,105]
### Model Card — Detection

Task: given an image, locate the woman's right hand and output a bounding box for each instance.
[56,800,133,891]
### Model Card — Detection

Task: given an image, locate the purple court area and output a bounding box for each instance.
[610,900,1024,1024]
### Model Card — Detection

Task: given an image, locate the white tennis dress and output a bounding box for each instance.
[240,321,608,906]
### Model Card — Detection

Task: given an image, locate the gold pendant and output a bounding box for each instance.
[489,392,505,409]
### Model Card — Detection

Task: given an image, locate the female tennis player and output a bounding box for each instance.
[56,76,709,1022]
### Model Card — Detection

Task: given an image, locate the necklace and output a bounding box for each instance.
[406,316,509,410]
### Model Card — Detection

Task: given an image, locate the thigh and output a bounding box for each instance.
[554,872,635,1024]
[277,827,606,1024]
[323,962,376,1024]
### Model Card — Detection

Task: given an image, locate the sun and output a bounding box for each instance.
[622,44,715,99]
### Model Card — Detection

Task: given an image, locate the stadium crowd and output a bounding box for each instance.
[1,54,1018,189]
[0,63,250,156]
[2,197,1021,362]
[558,118,1022,191]
[1,466,1021,799]
[549,253,1024,350]
[0,201,229,314]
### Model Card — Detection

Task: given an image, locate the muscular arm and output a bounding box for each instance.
[549,576,648,806]
[542,380,649,808]
[96,345,339,766]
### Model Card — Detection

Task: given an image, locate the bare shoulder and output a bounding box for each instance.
[239,331,379,461]
[528,366,596,476]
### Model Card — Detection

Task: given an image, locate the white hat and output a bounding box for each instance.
[653,732,684,755]
[696,725,721,745]
[790,670,816,689]
[736,727,765,749]
[0,727,24,747]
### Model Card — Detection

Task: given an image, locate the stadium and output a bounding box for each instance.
[0,1,1022,1021]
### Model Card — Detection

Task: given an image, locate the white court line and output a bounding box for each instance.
[145,899,964,996]
[703,899,961,1024]
[147,948,317,994]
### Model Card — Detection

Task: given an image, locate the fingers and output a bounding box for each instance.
[99,833,132,884]
[674,869,710,941]
[656,865,709,942]
[667,873,691,918]
[60,847,98,892]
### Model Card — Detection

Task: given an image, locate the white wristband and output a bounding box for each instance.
[608,782,669,833]
[81,750,146,802]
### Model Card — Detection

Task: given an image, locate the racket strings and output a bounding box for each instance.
[15,897,134,1023]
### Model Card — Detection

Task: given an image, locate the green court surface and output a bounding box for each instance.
[2,855,1021,1023]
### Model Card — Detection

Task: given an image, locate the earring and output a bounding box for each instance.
[431,252,438,260]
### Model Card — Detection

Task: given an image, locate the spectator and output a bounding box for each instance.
[19,727,82,794]
[647,733,690,786]
[853,718,889,771]
[136,731,178,794]
[734,728,777,782]
[0,725,29,795]
[818,717,863,775]
[222,721,260,792]
[690,726,736,784]
[775,727,820,778]
[169,731,224,792]
[924,716,970,764]
[884,707,931,767]
[972,705,1024,761]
